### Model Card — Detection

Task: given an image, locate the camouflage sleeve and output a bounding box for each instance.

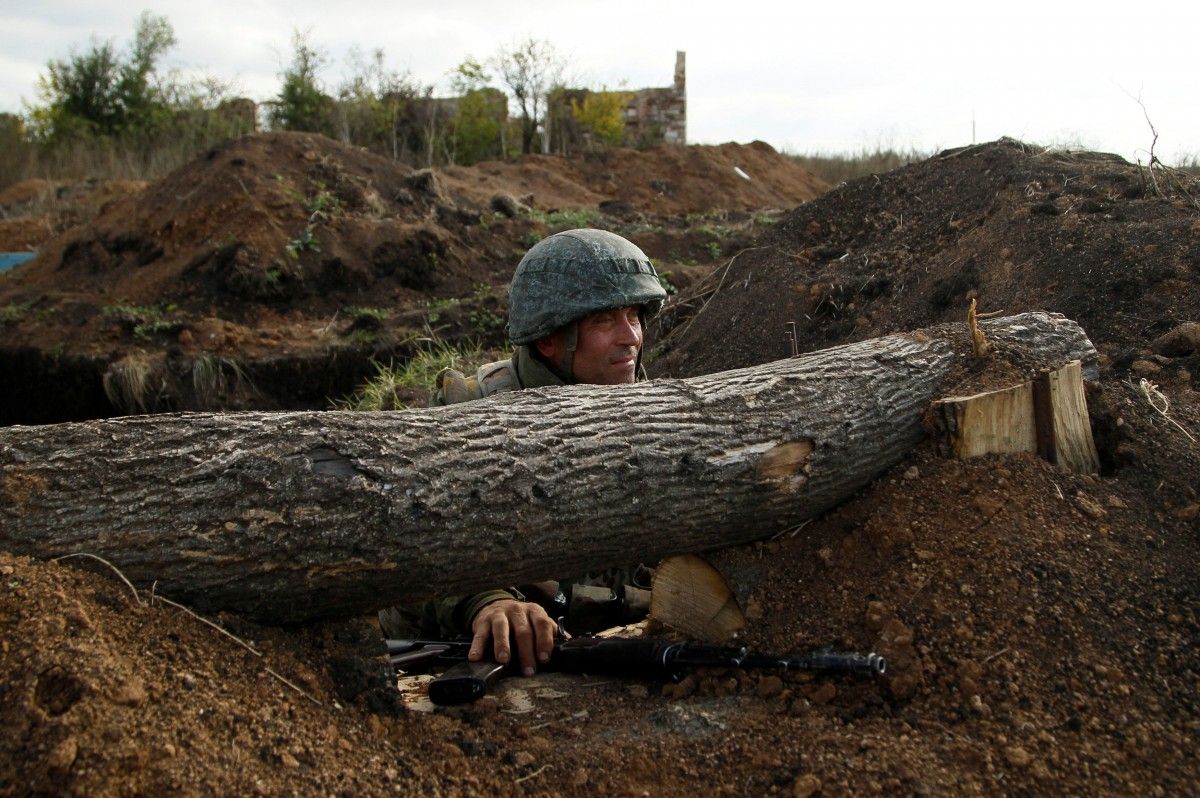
[379,588,527,640]
[432,367,483,407]
[454,589,527,632]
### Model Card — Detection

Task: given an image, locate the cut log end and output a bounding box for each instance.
[651,554,747,642]
[934,359,1100,474]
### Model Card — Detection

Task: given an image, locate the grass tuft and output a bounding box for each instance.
[102,352,165,415]
[525,207,600,229]
[342,305,391,322]
[102,303,179,340]
[0,302,33,326]
[191,354,255,409]
[336,339,506,411]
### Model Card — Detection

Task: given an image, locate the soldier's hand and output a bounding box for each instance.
[469,599,557,676]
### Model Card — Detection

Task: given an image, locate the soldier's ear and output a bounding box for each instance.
[534,330,562,361]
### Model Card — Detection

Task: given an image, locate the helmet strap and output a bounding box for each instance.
[633,308,646,381]
[559,322,578,383]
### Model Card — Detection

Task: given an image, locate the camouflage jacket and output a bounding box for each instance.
[377,345,652,640]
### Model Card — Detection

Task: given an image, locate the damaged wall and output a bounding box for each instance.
[622,51,687,146]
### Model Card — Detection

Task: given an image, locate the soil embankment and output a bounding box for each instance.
[0,133,824,424]
[1,139,1198,795]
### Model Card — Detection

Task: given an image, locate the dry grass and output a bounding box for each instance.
[787,146,930,185]
[191,354,256,409]
[336,339,507,411]
[102,352,166,415]
[0,131,245,191]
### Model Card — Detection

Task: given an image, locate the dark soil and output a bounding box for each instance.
[2,138,1199,796]
[651,139,1200,378]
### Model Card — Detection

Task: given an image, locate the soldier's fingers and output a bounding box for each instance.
[468,630,488,662]
[490,613,511,663]
[533,613,556,663]
[469,608,495,661]
[508,610,536,676]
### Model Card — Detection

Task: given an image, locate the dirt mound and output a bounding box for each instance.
[3,386,1196,795]
[0,552,513,796]
[0,133,821,424]
[2,140,1199,794]
[4,137,820,316]
[4,134,506,313]
[0,178,146,251]
[653,139,1200,378]
[440,141,827,216]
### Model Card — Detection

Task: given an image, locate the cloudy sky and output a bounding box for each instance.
[2,0,1196,164]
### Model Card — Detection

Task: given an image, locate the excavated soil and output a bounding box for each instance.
[438,141,827,217]
[0,133,820,424]
[3,138,1200,796]
[651,139,1200,377]
[0,179,147,253]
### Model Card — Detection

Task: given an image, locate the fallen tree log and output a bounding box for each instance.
[0,312,1097,622]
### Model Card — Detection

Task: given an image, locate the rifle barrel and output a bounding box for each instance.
[739,651,887,676]
[386,637,886,679]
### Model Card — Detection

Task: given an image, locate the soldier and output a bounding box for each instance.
[379,228,668,676]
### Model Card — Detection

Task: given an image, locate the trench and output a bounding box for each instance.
[0,345,390,427]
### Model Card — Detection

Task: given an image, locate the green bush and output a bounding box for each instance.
[571,88,631,148]
[29,11,178,144]
[269,30,336,135]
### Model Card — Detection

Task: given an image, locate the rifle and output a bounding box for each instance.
[387,636,886,706]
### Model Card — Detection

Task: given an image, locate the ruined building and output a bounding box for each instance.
[546,51,688,154]
[252,52,685,161]
[622,51,687,147]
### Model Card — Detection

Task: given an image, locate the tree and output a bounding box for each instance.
[571,87,632,149]
[0,313,1096,622]
[447,58,507,164]
[116,11,178,133]
[336,47,420,158]
[28,11,178,142]
[270,30,335,134]
[491,38,566,154]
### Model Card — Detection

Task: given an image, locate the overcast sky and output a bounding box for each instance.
[2,0,1196,164]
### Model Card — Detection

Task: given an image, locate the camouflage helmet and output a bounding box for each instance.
[507,228,667,345]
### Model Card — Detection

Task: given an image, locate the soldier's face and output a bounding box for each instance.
[536,306,643,384]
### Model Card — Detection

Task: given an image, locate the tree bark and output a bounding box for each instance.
[0,312,1097,622]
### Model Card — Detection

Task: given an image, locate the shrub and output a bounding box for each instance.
[571,88,632,148]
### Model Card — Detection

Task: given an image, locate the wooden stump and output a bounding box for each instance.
[933,359,1100,473]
